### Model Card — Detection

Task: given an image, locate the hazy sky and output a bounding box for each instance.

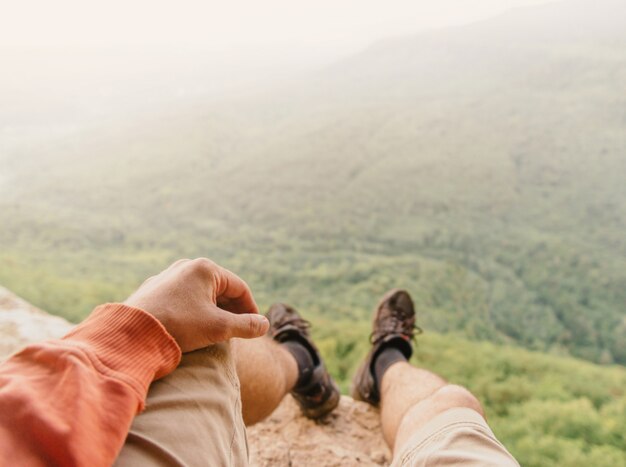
[0,0,562,114]
[2,0,555,53]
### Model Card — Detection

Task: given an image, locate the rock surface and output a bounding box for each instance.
[247,395,391,466]
[0,286,73,359]
[0,287,391,466]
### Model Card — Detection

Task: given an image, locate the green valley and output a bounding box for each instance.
[1,0,625,464]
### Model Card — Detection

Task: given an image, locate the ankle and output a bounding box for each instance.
[283,339,316,389]
[373,345,408,393]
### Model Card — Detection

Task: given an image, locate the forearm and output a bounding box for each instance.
[0,304,181,466]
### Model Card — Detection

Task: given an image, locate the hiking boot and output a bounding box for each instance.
[351,289,419,406]
[266,303,340,419]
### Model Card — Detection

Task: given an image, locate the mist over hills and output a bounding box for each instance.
[2,1,626,464]
[1,0,625,366]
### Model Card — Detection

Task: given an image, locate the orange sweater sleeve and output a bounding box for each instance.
[0,303,181,466]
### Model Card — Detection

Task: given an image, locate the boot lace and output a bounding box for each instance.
[370,313,422,345]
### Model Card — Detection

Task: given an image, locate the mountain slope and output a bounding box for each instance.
[1,0,625,364]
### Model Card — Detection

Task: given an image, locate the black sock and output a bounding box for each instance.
[374,346,407,392]
[283,339,316,389]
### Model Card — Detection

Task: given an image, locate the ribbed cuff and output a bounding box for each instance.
[62,304,181,399]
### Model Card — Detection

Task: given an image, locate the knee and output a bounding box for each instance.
[430,384,484,417]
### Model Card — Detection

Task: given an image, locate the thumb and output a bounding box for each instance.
[225,312,270,339]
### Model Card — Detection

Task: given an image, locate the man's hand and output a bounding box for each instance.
[124,258,269,352]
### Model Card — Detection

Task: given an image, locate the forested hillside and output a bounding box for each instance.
[1,0,624,364]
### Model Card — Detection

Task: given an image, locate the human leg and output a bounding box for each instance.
[383,367,517,466]
[115,342,248,466]
[352,289,518,466]
[235,302,341,425]
[257,303,340,420]
[379,362,483,452]
[116,303,338,466]
[232,335,298,425]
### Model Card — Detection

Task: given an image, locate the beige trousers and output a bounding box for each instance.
[115,343,248,467]
[391,408,519,467]
[115,343,518,467]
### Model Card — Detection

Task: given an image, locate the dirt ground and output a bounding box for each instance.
[248,395,390,466]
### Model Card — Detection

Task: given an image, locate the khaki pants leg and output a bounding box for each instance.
[391,408,519,467]
[115,342,248,467]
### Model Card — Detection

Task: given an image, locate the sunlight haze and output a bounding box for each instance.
[2,0,554,54]
[0,0,562,118]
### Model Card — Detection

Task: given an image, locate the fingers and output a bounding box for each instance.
[213,265,259,315]
[222,311,269,340]
[181,258,259,314]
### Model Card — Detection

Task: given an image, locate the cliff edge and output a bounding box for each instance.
[0,286,73,357]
